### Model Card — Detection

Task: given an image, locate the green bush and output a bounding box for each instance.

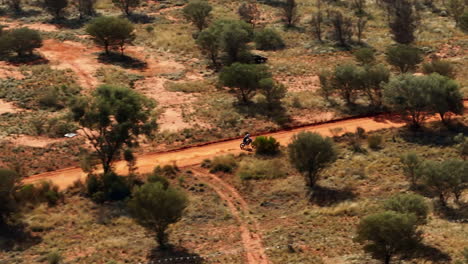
[148,174,169,190]
[210,155,237,173]
[0,27,43,57]
[252,136,280,155]
[47,251,62,264]
[400,152,421,186]
[0,168,19,226]
[254,28,285,51]
[422,59,456,78]
[182,1,212,31]
[354,48,375,64]
[383,193,429,224]
[367,134,383,150]
[86,172,133,202]
[459,11,468,32]
[386,44,422,73]
[237,158,287,180]
[153,165,179,178]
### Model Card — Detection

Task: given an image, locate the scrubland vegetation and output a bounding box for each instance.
[0,0,467,263]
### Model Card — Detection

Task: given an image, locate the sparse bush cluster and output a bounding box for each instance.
[0,27,42,59]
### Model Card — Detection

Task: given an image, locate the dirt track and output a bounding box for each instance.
[23,113,416,188]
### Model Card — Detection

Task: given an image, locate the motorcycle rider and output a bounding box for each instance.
[243,132,252,145]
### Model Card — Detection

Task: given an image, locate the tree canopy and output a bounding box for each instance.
[86,16,135,55]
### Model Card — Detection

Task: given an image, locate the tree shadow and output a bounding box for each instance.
[147,245,204,264]
[398,127,467,147]
[6,54,49,66]
[97,52,148,70]
[0,223,42,252]
[433,201,468,223]
[48,17,89,29]
[310,185,357,206]
[126,13,156,24]
[7,9,42,18]
[234,102,291,127]
[409,243,452,263]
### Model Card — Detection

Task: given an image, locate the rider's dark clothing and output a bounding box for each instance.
[243,134,251,144]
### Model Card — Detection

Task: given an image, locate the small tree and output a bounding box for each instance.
[400,152,421,186]
[333,64,362,105]
[258,78,287,110]
[282,0,299,27]
[310,11,324,43]
[418,160,452,206]
[112,0,140,16]
[426,73,464,125]
[44,0,68,20]
[254,28,285,50]
[383,74,431,128]
[196,28,220,67]
[70,85,156,175]
[288,132,337,189]
[361,64,390,106]
[389,0,418,44]
[386,44,422,73]
[355,211,421,264]
[383,193,429,224]
[0,168,18,229]
[219,63,271,104]
[86,16,135,55]
[354,48,375,65]
[356,16,368,44]
[128,182,188,248]
[2,27,43,57]
[329,10,354,48]
[183,1,212,31]
[441,159,467,202]
[238,1,260,27]
[77,0,96,18]
[252,136,280,155]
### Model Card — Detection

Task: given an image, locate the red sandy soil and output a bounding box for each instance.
[6,135,66,148]
[0,99,20,115]
[0,61,25,79]
[23,113,416,188]
[0,18,59,32]
[192,168,270,264]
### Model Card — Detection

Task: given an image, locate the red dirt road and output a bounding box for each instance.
[23,113,412,188]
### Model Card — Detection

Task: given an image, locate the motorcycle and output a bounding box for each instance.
[240,138,255,150]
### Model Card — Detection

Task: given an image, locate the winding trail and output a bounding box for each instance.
[192,168,269,264]
[23,112,420,188]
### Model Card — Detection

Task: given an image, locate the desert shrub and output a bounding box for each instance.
[86,16,135,55]
[147,174,170,190]
[422,59,456,78]
[367,134,383,150]
[355,211,421,264]
[254,28,285,51]
[47,251,63,264]
[237,158,287,180]
[210,155,237,173]
[85,172,133,202]
[383,193,429,224]
[153,165,179,179]
[288,132,337,188]
[0,27,43,57]
[164,81,212,93]
[38,85,80,110]
[238,2,259,26]
[252,136,280,156]
[96,67,143,89]
[418,160,451,206]
[386,45,422,73]
[0,168,18,227]
[128,182,188,248]
[400,152,421,186]
[182,1,212,31]
[35,181,63,206]
[46,117,78,138]
[354,48,375,65]
[460,12,468,32]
